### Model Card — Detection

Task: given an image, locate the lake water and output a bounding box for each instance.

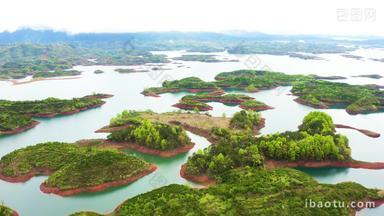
[0,49,383,216]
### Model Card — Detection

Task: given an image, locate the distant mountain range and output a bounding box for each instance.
[1,28,383,45]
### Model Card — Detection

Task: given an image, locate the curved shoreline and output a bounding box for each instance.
[142,87,218,97]
[77,139,195,158]
[335,124,381,138]
[179,163,215,185]
[0,167,54,183]
[293,98,329,109]
[239,104,274,111]
[0,120,40,135]
[31,101,106,118]
[172,103,213,111]
[265,159,384,170]
[40,164,157,196]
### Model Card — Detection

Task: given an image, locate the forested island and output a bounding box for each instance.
[183,112,384,183]
[0,94,112,135]
[72,167,384,216]
[0,205,18,216]
[143,70,384,114]
[97,110,265,144]
[0,44,168,79]
[114,68,149,73]
[91,110,196,157]
[0,142,156,196]
[172,91,272,112]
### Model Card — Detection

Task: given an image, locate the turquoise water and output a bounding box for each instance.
[0,50,383,215]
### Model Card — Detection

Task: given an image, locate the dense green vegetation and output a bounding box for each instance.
[0,205,15,216]
[229,110,262,130]
[186,112,351,177]
[292,79,384,114]
[142,77,217,95]
[0,142,151,190]
[162,77,216,89]
[107,111,192,150]
[173,100,213,111]
[214,70,307,90]
[144,70,384,114]
[45,149,149,190]
[0,95,105,134]
[109,110,144,127]
[0,142,84,177]
[240,99,270,110]
[32,70,81,78]
[143,70,306,96]
[174,92,268,111]
[0,44,168,79]
[182,92,252,104]
[72,167,382,216]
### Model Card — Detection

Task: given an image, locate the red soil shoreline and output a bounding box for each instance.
[0,120,40,135]
[335,124,381,138]
[293,98,329,109]
[239,104,274,111]
[0,167,55,183]
[95,124,133,133]
[172,103,213,111]
[12,210,19,216]
[40,164,157,196]
[31,101,106,118]
[265,159,384,170]
[179,163,215,185]
[77,139,195,158]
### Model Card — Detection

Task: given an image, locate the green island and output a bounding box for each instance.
[97,110,265,144]
[142,77,218,97]
[0,94,111,135]
[292,79,384,114]
[173,90,273,111]
[92,110,196,157]
[173,54,238,63]
[183,112,384,181]
[0,142,155,196]
[172,100,213,111]
[0,205,18,216]
[143,70,384,114]
[114,68,149,73]
[71,167,384,216]
[32,70,81,78]
[0,44,168,79]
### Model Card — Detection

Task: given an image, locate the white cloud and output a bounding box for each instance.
[0,0,383,36]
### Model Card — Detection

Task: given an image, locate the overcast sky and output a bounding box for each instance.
[0,0,383,36]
